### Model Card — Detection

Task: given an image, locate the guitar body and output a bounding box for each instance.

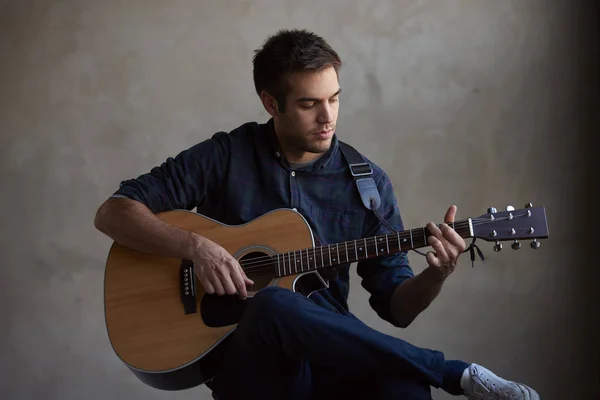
[103,208,322,390]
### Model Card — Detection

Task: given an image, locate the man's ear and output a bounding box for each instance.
[259,90,279,117]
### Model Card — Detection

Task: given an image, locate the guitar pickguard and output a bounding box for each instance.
[199,271,329,328]
[200,293,248,327]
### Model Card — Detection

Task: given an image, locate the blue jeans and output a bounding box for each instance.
[208,286,448,400]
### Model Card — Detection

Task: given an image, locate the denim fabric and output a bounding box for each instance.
[208,286,442,400]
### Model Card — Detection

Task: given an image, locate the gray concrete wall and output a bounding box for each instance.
[1,0,597,399]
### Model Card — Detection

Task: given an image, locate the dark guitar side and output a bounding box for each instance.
[103,208,323,390]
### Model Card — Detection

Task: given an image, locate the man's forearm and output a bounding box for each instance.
[389,266,448,328]
[94,197,201,260]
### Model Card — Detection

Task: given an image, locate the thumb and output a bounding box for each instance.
[445,205,457,223]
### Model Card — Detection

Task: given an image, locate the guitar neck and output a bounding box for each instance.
[274,219,473,278]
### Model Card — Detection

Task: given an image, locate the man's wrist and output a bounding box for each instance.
[186,232,205,260]
[422,265,450,283]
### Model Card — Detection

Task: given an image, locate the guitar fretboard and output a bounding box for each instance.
[274,219,472,277]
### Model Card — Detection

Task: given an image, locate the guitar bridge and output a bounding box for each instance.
[180,259,197,314]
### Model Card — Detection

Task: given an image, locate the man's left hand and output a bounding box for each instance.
[425,205,467,280]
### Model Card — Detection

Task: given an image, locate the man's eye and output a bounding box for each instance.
[301,103,314,109]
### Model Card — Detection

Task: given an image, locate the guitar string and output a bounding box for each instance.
[237,213,533,274]
[238,215,529,271]
[242,230,471,277]
[238,222,471,270]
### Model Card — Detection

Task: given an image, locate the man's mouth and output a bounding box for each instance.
[314,129,333,139]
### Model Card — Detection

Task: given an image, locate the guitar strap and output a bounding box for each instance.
[338,140,381,211]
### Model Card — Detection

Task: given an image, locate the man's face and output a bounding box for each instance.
[271,66,340,163]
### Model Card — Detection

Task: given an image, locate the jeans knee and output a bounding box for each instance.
[246,286,298,322]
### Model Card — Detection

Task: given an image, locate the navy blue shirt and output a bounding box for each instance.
[113,118,414,326]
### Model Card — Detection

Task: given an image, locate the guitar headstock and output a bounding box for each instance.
[471,203,549,251]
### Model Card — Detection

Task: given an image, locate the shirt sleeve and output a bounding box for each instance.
[356,171,414,327]
[112,132,230,213]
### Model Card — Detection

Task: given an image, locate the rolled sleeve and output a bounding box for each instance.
[356,172,414,326]
[113,132,230,213]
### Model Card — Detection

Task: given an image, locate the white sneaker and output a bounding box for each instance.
[461,363,540,400]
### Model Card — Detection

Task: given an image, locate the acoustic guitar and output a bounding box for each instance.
[102,203,549,390]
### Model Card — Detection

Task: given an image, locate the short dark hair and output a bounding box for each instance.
[252,29,342,113]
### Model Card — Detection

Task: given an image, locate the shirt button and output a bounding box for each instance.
[291,171,296,177]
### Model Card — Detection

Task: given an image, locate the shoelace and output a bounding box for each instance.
[469,366,521,400]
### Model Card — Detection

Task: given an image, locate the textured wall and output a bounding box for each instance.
[1,0,597,399]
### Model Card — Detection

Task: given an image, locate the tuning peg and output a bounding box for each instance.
[494,241,502,252]
[525,202,533,208]
[530,239,541,249]
[511,240,521,250]
[487,207,497,214]
[506,205,515,211]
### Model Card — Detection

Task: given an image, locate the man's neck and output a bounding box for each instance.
[284,150,323,164]
[288,154,323,170]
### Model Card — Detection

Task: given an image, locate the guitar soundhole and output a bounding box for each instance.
[239,251,276,291]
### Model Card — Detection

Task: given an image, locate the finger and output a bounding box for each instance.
[217,266,238,296]
[428,236,449,263]
[238,263,254,285]
[230,262,248,299]
[229,263,249,299]
[445,205,457,224]
[445,244,459,262]
[427,222,443,240]
[426,251,440,268]
[198,272,216,295]
[210,271,226,296]
[439,223,467,253]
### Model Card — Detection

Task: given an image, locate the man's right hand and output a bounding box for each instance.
[192,236,254,300]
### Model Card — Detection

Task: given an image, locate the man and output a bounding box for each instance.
[94,29,539,400]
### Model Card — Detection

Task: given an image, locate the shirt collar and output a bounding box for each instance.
[262,118,340,171]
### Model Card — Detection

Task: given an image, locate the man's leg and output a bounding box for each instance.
[311,367,435,400]
[209,285,448,399]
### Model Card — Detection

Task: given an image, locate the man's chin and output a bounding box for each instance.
[307,141,331,154]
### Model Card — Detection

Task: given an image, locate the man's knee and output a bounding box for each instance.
[244,286,300,322]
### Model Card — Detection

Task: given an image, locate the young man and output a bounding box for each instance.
[94,29,539,400]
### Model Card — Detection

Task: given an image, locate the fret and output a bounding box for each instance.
[300,249,304,271]
[336,244,340,264]
[397,232,401,251]
[409,229,414,248]
[320,246,325,268]
[375,236,379,256]
[354,240,358,260]
[313,248,317,269]
[345,242,349,263]
[385,234,389,253]
[277,254,281,276]
[293,251,297,273]
[364,238,368,257]
[423,227,427,247]
[328,245,332,265]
